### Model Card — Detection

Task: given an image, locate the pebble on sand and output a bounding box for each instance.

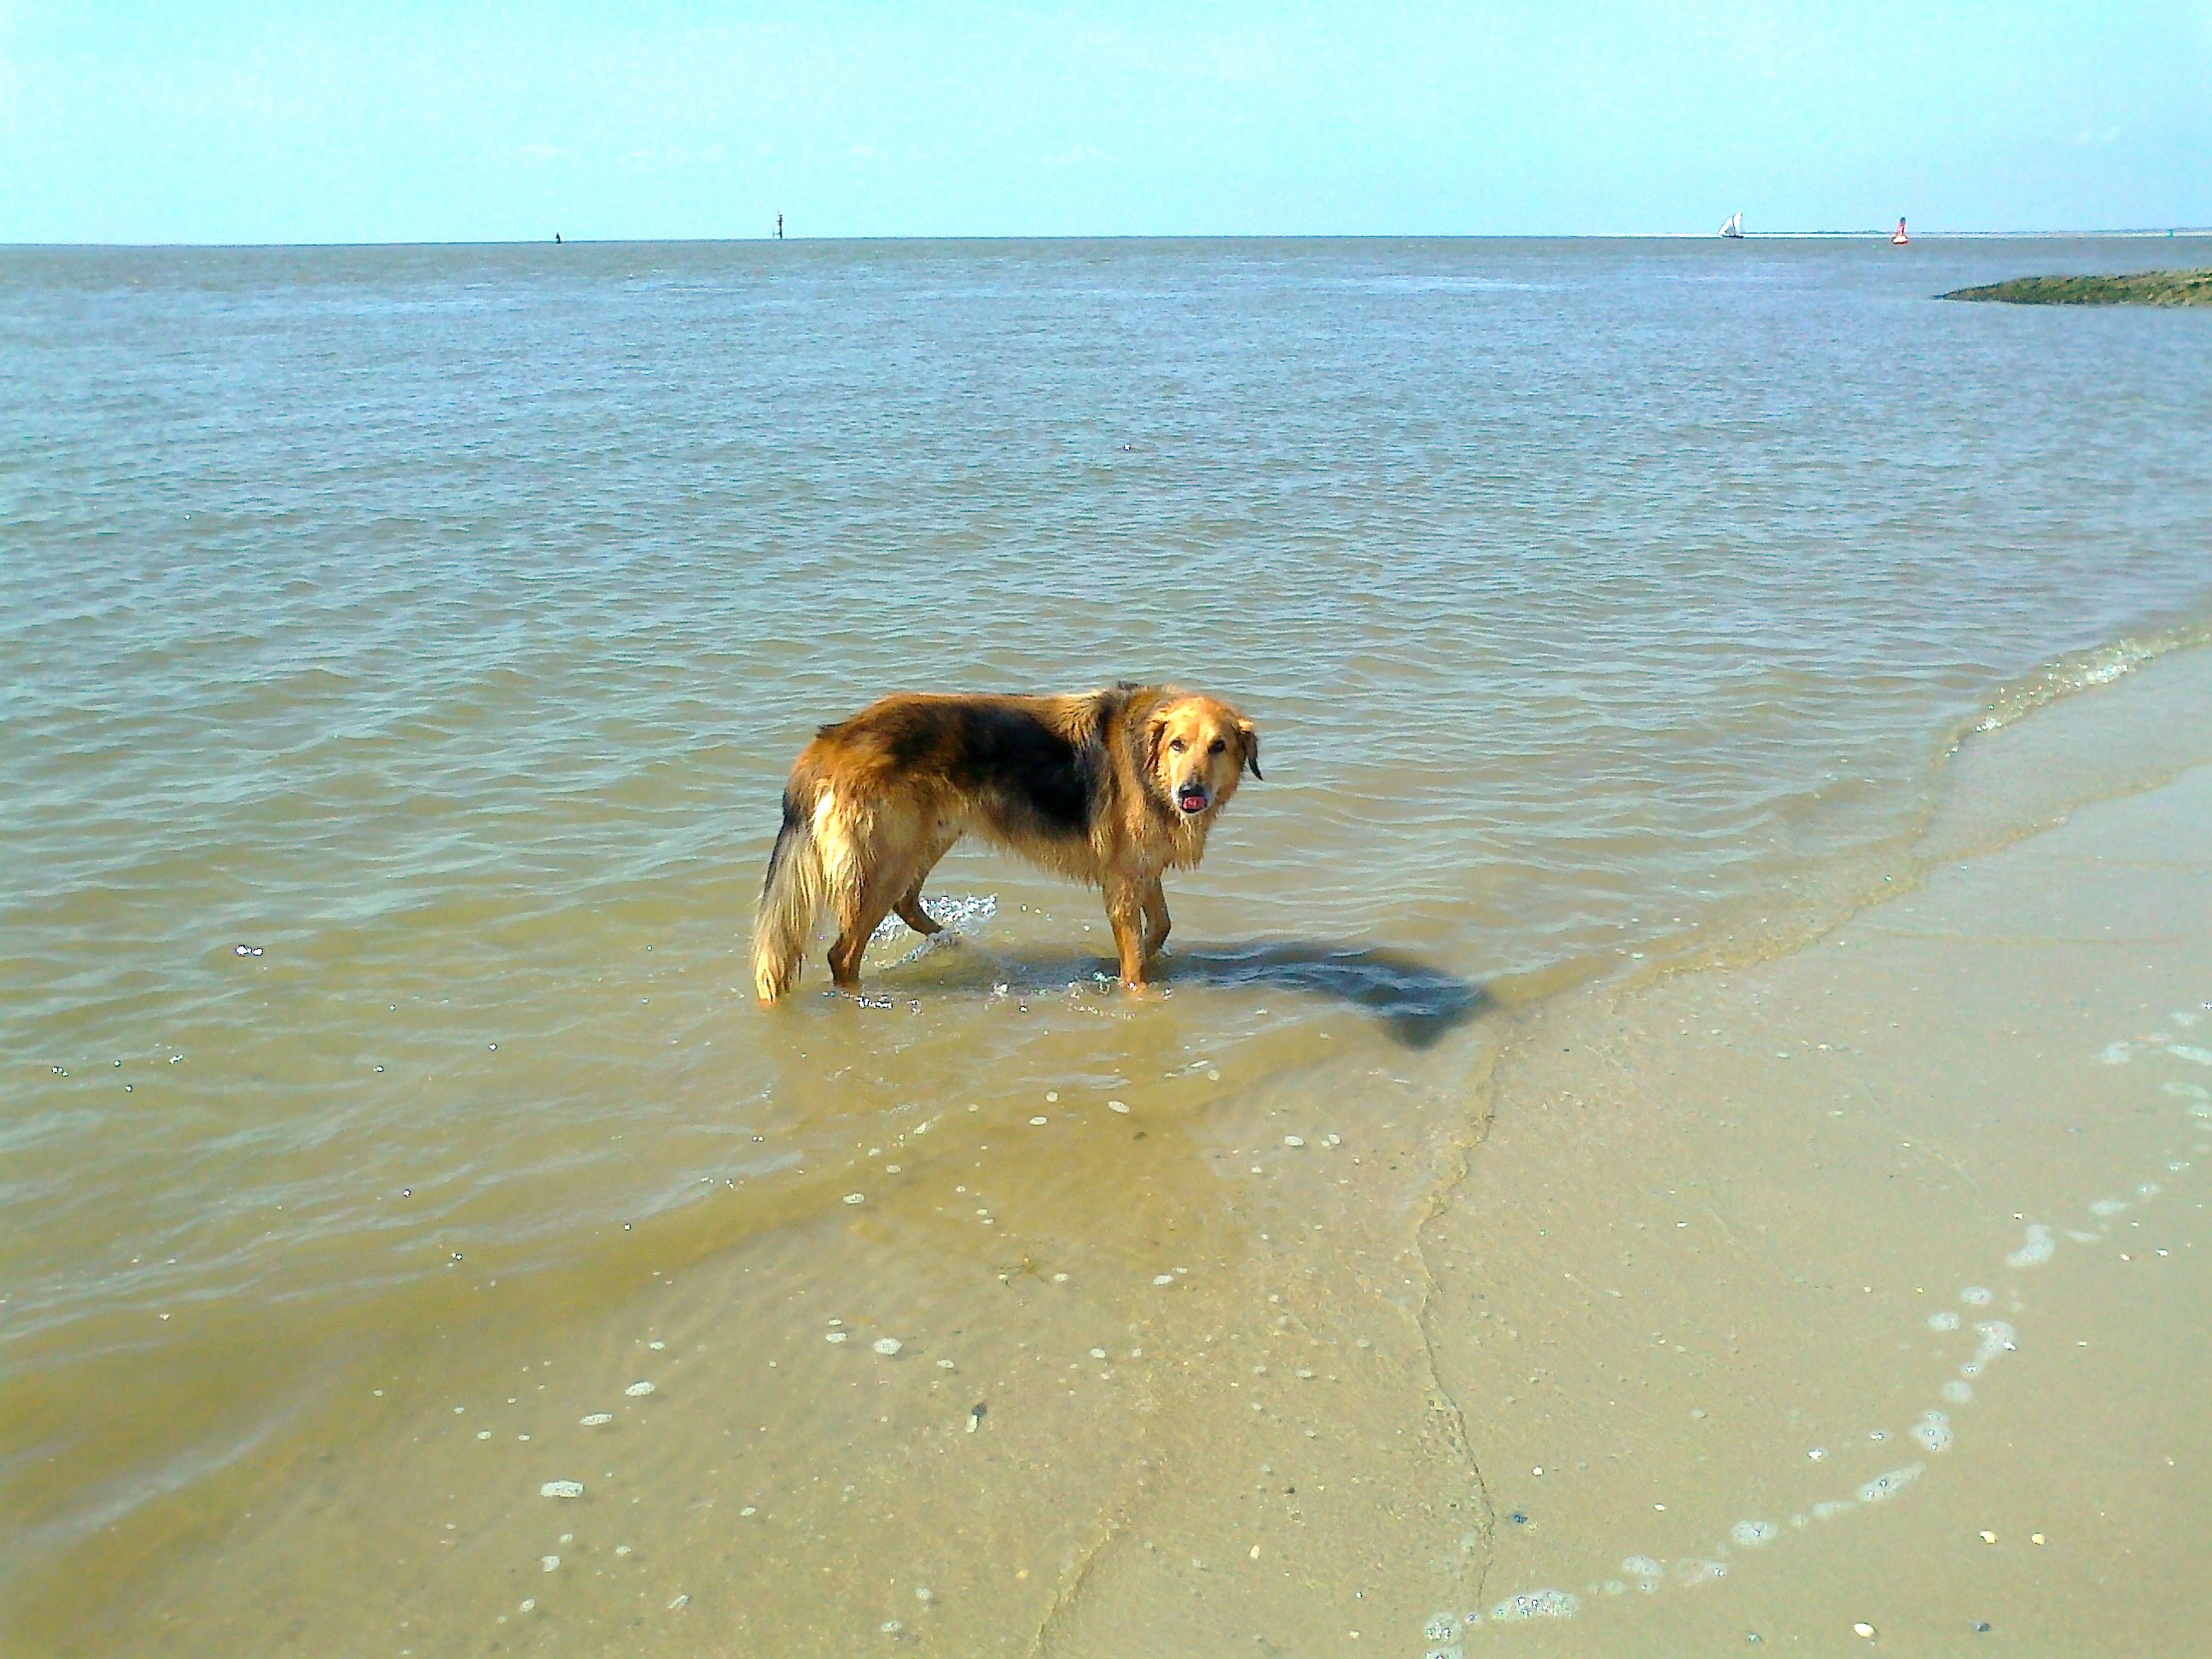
[844,1192,866,1205]
[1853,1623,1877,1641]
[1284,1135,1305,1148]
[625,1381,655,1396]
[541,1480,585,1499]
[1108,1100,1131,1114]
[873,1337,903,1356]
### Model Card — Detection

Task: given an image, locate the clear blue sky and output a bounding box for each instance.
[5,1,2208,243]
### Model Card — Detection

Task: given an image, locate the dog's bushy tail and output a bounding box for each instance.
[754,790,828,1002]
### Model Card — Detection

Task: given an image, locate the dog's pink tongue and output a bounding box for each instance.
[1179,789,1206,812]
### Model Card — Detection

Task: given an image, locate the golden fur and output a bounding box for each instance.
[754,683,1260,999]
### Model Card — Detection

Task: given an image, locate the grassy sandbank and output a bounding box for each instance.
[1943,268,2212,306]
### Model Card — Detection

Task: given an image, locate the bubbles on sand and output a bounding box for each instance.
[1960,1320,2015,1380]
[1490,1589,1580,1621]
[540,1480,585,1499]
[1423,1614,1458,1641]
[579,1412,613,1427]
[1910,1411,1955,1454]
[1856,1464,1924,1505]
[625,1381,655,1397]
[1461,1009,2211,1639]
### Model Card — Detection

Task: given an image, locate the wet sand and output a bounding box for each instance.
[28,649,2210,1657]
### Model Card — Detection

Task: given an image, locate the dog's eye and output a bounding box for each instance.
[1207,738,1226,755]
[1168,738,1186,754]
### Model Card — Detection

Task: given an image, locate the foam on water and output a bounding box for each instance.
[1909,1411,1954,1454]
[2005,1224,2055,1268]
[1488,1589,1580,1621]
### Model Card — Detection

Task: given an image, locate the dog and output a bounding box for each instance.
[753,683,1260,1000]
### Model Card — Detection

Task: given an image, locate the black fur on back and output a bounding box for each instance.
[876,698,1102,840]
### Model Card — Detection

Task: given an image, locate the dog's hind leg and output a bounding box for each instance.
[893,821,960,935]
[1140,877,1171,960]
[827,882,898,988]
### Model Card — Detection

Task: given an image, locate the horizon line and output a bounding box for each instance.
[9,226,2212,253]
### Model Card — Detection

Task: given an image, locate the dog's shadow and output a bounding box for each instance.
[1167,941,1490,1050]
[912,936,1489,1051]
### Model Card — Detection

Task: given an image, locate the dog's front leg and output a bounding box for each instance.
[1140,878,1171,960]
[1104,879,1150,992]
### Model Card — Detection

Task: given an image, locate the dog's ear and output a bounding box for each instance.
[1237,719,1262,780]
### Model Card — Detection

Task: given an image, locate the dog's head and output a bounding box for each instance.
[1146,695,1260,820]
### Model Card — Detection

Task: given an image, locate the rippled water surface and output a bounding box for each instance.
[4,236,2211,1642]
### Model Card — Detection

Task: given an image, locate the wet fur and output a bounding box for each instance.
[754,684,1260,1000]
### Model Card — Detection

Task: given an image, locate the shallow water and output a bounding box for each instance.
[5,236,2212,1651]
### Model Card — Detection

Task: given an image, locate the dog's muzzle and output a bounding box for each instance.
[1175,782,1210,816]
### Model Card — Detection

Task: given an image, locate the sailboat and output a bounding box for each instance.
[1890,218,1910,246]
[1720,212,1744,239]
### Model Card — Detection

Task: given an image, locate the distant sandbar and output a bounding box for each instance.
[1943,268,2212,306]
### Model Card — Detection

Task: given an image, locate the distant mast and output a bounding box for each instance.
[1890,217,1910,246]
[1720,212,1743,239]
[776,213,785,241]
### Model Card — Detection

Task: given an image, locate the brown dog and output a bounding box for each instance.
[753,683,1260,1000]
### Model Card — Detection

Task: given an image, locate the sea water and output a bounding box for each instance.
[5,236,2212,1651]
